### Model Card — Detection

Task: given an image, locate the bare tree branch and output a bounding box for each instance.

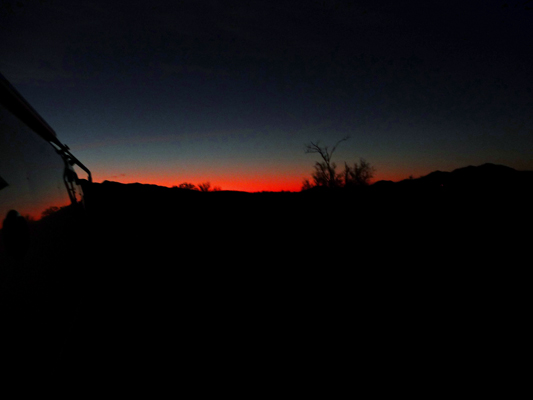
[329,136,350,159]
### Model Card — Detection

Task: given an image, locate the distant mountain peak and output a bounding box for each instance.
[450,163,518,177]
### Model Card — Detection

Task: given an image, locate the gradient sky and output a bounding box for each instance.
[1,0,531,191]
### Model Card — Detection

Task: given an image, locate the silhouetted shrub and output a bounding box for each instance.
[198,182,211,192]
[342,159,375,187]
[177,182,198,190]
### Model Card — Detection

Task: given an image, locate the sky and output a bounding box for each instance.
[1,0,532,192]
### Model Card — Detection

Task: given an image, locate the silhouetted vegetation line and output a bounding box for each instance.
[171,182,222,191]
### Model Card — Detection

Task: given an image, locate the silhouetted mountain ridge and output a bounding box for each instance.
[80,163,532,228]
[88,163,532,198]
[374,163,533,192]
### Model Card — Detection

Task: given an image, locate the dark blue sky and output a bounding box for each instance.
[1,0,531,191]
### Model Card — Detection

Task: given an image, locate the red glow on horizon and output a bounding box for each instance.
[94,172,413,192]
[0,198,72,223]
[89,157,418,193]
[96,175,303,192]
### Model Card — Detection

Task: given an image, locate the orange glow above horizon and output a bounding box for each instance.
[94,174,304,192]
[73,136,432,193]
[0,195,71,223]
[92,169,412,192]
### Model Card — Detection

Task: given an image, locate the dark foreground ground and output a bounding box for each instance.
[2,166,531,393]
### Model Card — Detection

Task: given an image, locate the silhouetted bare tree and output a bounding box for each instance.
[305,136,349,188]
[303,137,375,190]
